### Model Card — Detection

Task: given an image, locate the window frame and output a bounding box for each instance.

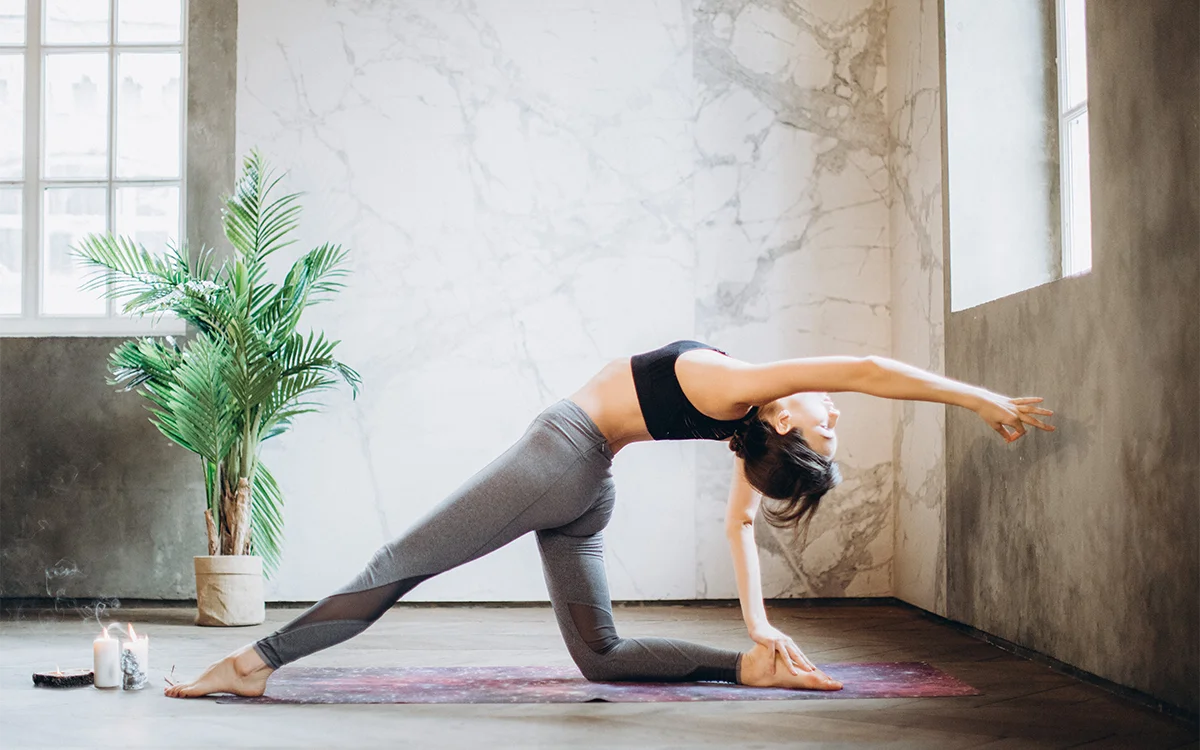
[1055,0,1091,278]
[0,0,189,337]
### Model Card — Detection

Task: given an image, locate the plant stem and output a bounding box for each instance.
[241,406,252,481]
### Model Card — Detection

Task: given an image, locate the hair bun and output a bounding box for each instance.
[729,431,745,455]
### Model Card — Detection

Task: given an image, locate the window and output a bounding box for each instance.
[944,0,1062,311]
[0,0,187,336]
[1056,0,1090,276]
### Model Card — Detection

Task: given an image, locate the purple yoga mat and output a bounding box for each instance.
[216,662,980,704]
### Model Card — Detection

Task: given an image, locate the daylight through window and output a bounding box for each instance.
[1057,0,1091,276]
[0,0,186,336]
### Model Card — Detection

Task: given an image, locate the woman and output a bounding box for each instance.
[165,340,1054,698]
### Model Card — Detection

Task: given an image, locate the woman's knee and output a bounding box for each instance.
[569,642,633,682]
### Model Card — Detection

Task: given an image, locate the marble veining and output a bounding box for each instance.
[235,0,920,603]
[887,0,946,616]
[693,0,893,601]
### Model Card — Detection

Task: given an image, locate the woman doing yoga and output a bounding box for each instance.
[165,340,1054,698]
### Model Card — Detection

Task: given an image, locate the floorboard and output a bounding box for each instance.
[1,603,1194,749]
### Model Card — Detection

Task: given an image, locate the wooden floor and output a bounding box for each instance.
[1,602,1196,748]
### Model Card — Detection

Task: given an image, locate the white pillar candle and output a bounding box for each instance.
[92,629,120,689]
[120,624,149,690]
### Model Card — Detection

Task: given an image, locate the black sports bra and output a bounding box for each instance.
[630,340,758,441]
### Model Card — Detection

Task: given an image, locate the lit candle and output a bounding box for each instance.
[120,624,149,690]
[93,628,120,689]
[33,664,94,688]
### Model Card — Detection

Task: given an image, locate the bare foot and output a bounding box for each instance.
[163,644,275,698]
[738,643,843,690]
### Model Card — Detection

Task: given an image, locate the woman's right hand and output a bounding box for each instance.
[748,623,816,675]
[974,392,1055,443]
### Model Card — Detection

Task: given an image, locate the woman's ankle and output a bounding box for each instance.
[233,644,274,676]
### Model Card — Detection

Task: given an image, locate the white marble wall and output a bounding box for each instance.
[691,0,894,600]
[886,0,947,616]
[237,0,898,602]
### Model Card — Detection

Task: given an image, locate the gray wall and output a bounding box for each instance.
[0,0,237,600]
[945,0,1199,715]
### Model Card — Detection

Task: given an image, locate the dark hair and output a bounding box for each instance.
[729,415,842,528]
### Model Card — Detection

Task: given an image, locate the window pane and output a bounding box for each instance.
[45,0,109,44]
[115,185,178,247]
[42,186,107,315]
[115,185,179,314]
[1065,111,1091,274]
[0,188,20,314]
[115,52,180,179]
[117,0,181,43]
[0,0,24,44]
[0,53,22,179]
[1062,0,1087,110]
[44,52,109,179]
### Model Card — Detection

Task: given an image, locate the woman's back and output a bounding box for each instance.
[569,341,753,454]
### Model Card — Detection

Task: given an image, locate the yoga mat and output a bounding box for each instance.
[216,662,980,704]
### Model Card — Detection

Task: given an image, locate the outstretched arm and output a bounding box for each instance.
[725,455,819,676]
[858,357,1055,442]
[723,355,1055,443]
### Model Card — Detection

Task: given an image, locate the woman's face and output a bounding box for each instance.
[769,392,840,458]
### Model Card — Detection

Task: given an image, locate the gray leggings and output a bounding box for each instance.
[252,399,742,683]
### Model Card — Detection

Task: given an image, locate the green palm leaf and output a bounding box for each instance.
[223,151,302,287]
[106,336,184,392]
[142,333,238,462]
[74,149,358,579]
[251,246,340,339]
[250,462,285,577]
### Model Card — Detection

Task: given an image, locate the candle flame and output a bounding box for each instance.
[128,623,137,640]
[56,664,62,675]
[100,627,111,640]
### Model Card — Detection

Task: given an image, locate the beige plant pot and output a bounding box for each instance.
[194,555,265,626]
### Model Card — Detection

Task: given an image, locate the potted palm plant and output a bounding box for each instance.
[72,150,361,626]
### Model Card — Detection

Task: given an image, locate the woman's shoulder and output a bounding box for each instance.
[638,339,732,359]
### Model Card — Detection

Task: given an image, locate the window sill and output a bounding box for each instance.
[0,316,190,337]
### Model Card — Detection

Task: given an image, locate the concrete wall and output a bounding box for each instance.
[0,0,237,600]
[945,0,1199,715]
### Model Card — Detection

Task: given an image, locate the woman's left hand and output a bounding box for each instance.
[974,392,1055,443]
[748,623,816,675]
